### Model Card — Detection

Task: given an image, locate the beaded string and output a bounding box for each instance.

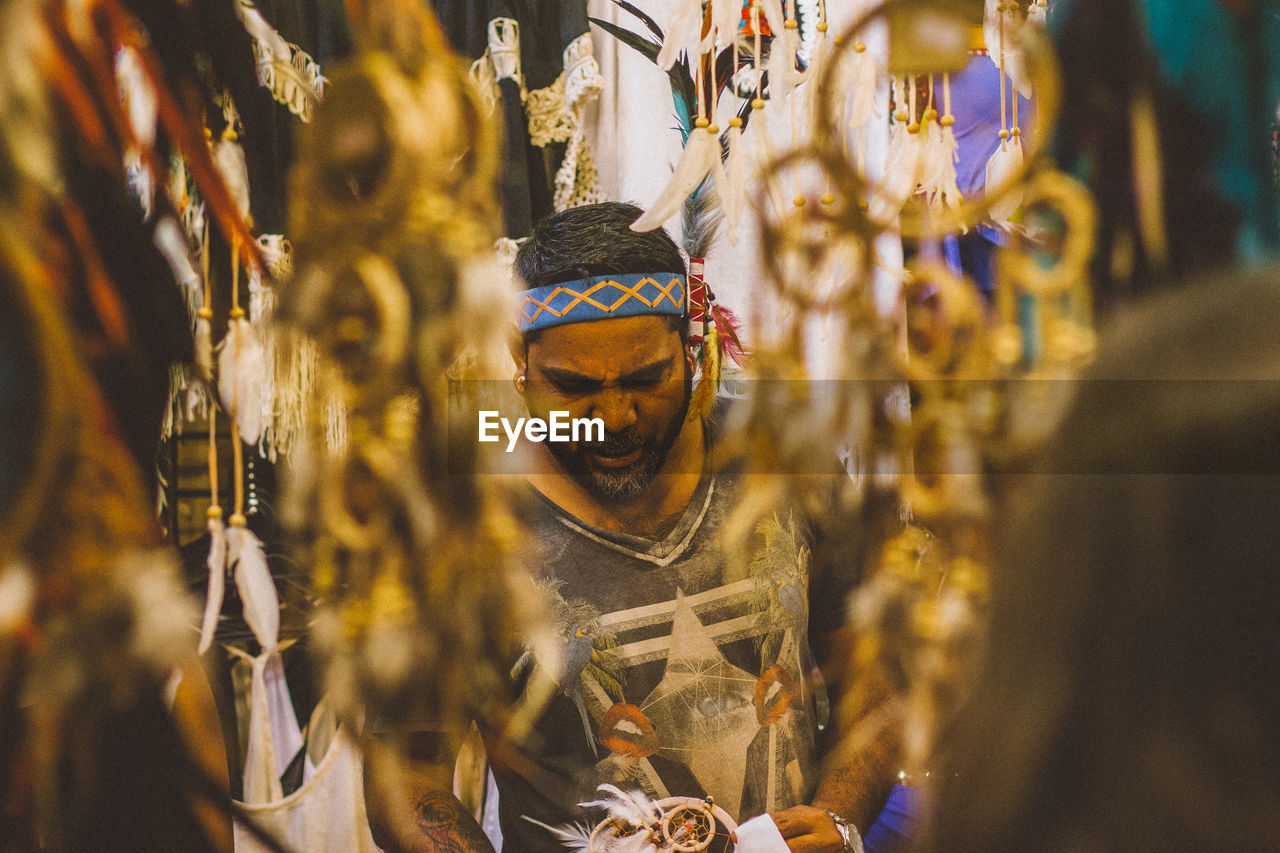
[228,237,248,532]
[203,220,221,529]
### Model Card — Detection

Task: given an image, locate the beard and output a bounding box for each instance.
[546,362,692,504]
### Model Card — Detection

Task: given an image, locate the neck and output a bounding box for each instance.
[527,415,707,538]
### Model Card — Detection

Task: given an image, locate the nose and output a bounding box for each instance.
[590,388,638,434]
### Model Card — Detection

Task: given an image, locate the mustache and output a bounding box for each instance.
[589,430,646,456]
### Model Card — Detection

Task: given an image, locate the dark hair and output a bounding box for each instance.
[515,202,688,345]
[515,201,687,287]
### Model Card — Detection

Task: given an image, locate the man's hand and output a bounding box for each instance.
[770,805,847,853]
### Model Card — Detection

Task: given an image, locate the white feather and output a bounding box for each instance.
[847,50,881,132]
[198,515,226,654]
[768,26,801,95]
[218,317,267,446]
[869,122,925,224]
[921,120,947,197]
[805,30,829,129]
[721,125,746,243]
[226,524,279,650]
[152,216,199,290]
[631,129,718,232]
[115,47,156,150]
[933,125,964,215]
[196,317,213,380]
[580,784,663,828]
[212,133,252,223]
[757,0,786,35]
[1027,0,1048,29]
[656,0,703,71]
[983,0,1031,98]
[985,136,1025,223]
[711,0,739,47]
[521,817,593,852]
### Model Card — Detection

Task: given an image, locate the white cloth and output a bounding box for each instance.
[230,645,380,852]
[233,726,381,853]
[735,813,792,852]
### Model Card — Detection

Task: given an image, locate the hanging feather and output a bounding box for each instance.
[226,522,279,651]
[768,24,801,96]
[1026,0,1048,29]
[869,122,925,224]
[712,302,746,365]
[757,0,787,35]
[198,512,227,654]
[921,118,948,199]
[687,323,721,423]
[211,128,253,225]
[934,121,964,215]
[985,135,1024,223]
[656,0,703,71]
[580,784,664,828]
[115,46,157,151]
[983,0,1031,98]
[682,177,724,260]
[846,47,881,132]
[631,128,719,232]
[722,123,747,243]
[711,0,739,47]
[218,316,267,446]
[152,215,200,289]
[520,817,593,853]
[806,25,830,128]
[195,312,213,380]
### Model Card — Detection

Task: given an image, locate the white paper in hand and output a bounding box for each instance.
[734,814,792,853]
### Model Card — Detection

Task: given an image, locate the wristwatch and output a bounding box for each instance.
[820,808,864,853]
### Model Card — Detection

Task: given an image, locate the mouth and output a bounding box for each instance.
[590,446,643,469]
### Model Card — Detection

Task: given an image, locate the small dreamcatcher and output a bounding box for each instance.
[528,787,740,853]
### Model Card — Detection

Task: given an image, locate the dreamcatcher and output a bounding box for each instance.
[529,786,740,853]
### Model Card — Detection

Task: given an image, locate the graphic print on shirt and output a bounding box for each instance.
[545,512,818,821]
[513,578,626,756]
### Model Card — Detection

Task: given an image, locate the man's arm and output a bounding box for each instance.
[363,734,496,853]
[771,624,902,852]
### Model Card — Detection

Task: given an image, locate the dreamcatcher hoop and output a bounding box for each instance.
[586,796,739,853]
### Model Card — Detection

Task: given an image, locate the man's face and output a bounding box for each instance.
[519,315,693,503]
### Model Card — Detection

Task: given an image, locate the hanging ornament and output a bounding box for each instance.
[226,517,278,651]
[934,75,964,216]
[711,0,740,49]
[211,125,252,224]
[983,0,1030,98]
[656,0,703,71]
[194,221,214,380]
[985,8,1025,225]
[1027,0,1049,29]
[722,117,747,243]
[632,48,722,233]
[869,79,925,224]
[217,243,267,446]
[921,76,963,217]
[198,396,225,655]
[767,1,802,97]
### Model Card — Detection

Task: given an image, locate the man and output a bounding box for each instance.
[373,202,900,852]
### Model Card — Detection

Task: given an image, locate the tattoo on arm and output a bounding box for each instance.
[411,790,496,853]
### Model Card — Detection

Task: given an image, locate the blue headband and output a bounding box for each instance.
[517,272,687,334]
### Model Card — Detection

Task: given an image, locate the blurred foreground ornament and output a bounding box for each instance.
[282,0,534,762]
[743,0,1094,815]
